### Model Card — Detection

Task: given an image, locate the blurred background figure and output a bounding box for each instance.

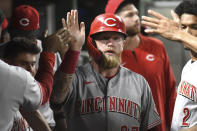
[0,9,9,44]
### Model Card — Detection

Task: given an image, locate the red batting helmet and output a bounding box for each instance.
[89,13,126,37]
[87,13,126,61]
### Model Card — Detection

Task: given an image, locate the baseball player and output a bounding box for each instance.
[142,0,197,131]
[105,0,177,131]
[3,5,66,129]
[50,10,161,131]
[0,27,69,131]
[3,37,49,131]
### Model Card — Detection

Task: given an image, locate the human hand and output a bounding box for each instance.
[62,10,85,51]
[141,10,182,41]
[42,28,71,53]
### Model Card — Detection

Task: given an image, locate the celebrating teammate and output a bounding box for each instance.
[0,26,70,130]
[142,0,197,131]
[105,0,177,130]
[50,10,161,131]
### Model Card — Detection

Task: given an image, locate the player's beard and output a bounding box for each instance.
[126,25,141,36]
[99,53,121,69]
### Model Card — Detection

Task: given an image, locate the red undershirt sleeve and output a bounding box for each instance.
[59,49,80,74]
[35,52,55,105]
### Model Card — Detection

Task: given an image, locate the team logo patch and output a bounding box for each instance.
[19,18,30,27]
[146,54,155,61]
[104,18,116,27]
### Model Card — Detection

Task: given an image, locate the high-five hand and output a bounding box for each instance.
[42,28,71,53]
[62,10,85,51]
[141,10,182,41]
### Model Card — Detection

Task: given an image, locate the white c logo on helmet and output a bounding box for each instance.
[146,54,155,61]
[104,18,116,27]
[19,18,30,27]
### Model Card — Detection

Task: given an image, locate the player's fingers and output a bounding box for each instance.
[43,29,48,38]
[171,10,180,23]
[41,29,49,42]
[58,29,69,39]
[60,31,71,40]
[62,18,67,29]
[80,22,85,35]
[144,28,158,34]
[74,10,79,30]
[67,12,71,29]
[148,10,168,20]
[62,36,72,44]
[70,10,75,28]
[56,28,67,36]
[141,20,158,28]
[142,16,160,24]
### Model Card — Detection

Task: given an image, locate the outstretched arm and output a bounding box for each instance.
[141,10,197,52]
[50,10,85,131]
[35,28,70,105]
[50,10,85,111]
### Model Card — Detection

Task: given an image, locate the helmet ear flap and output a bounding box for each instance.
[87,35,102,62]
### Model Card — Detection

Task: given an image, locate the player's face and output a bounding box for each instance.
[11,52,37,76]
[181,13,197,54]
[94,31,125,69]
[117,3,141,36]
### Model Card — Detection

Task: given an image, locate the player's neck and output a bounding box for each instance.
[124,34,140,51]
[91,60,120,78]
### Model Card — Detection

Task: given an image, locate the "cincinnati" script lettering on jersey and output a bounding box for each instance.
[75,96,141,121]
[178,81,197,101]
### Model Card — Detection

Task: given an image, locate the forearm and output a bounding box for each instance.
[20,109,51,131]
[35,52,55,104]
[50,49,80,111]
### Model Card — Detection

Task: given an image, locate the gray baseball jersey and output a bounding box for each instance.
[0,60,42,131]
[171,60,197,131]
[63,63,161,131]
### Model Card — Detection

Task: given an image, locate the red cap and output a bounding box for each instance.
[89,13,126,37]
[105,0,124,14]
[10,5,39,31]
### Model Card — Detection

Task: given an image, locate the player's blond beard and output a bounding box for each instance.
[99,53,122,69]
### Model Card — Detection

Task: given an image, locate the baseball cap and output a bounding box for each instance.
[9,5,39,38]
[105,0,139,14]
[105,0,124,14]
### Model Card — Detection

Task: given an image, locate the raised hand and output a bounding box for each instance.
[42,28,71,53]
[62,10,85,51]
[141,10,182,41]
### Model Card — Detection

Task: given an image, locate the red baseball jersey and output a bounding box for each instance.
[122,34,177,131]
